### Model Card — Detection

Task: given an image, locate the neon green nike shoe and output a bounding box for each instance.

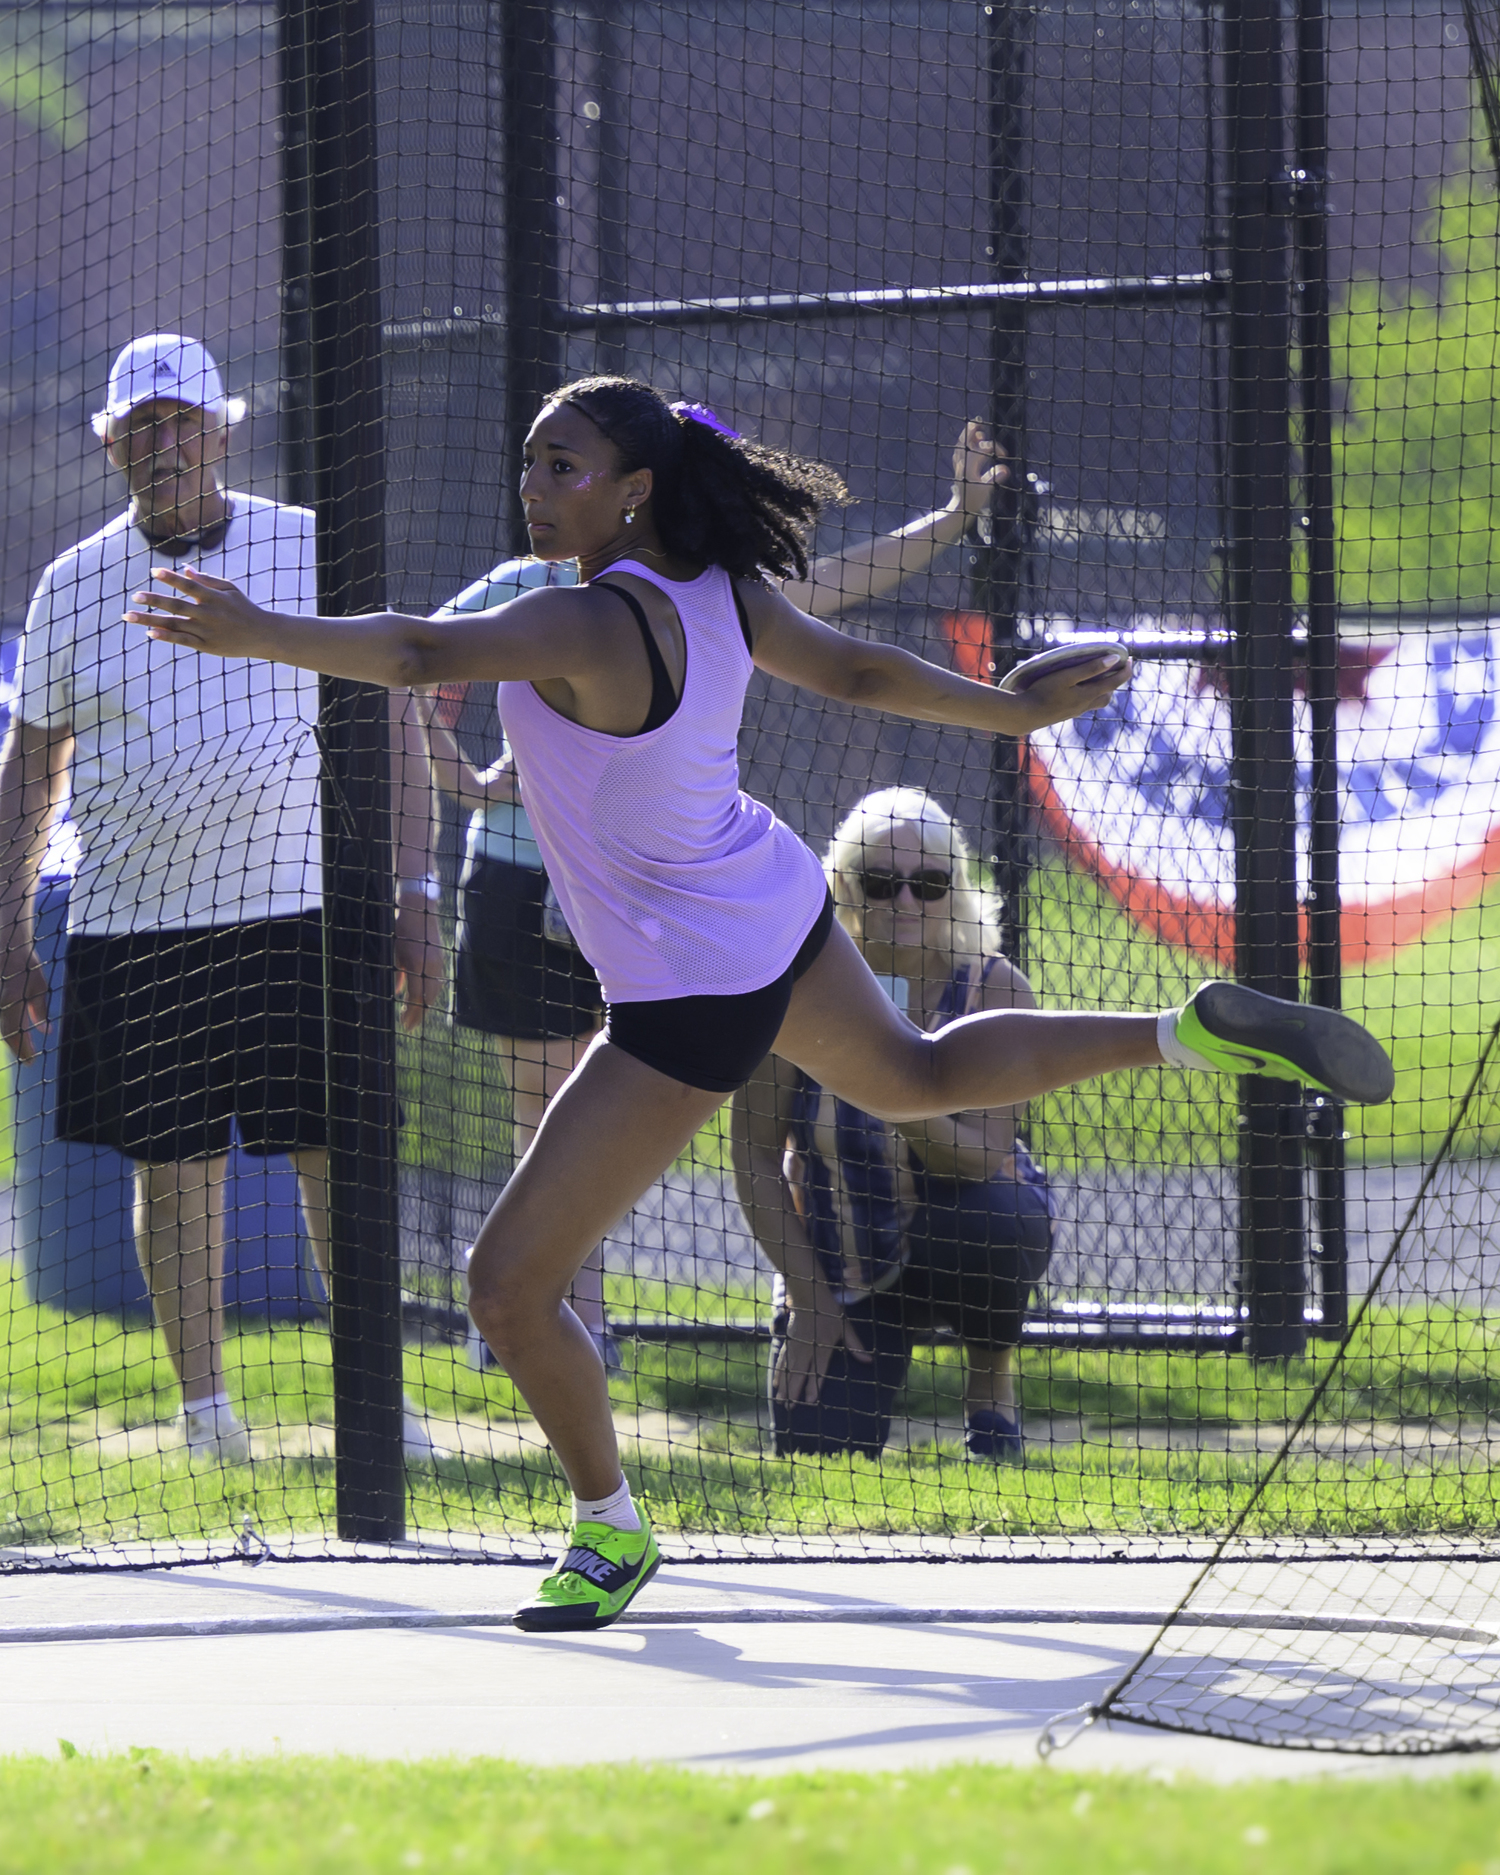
[511,1519,661,1632]
[1173,981,1395,1105]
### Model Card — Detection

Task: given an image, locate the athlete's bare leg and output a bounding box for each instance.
[466,1035,723,1500]
[773,920,1163,1118]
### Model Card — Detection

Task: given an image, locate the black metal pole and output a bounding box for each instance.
[977,0,1034,967]
[503,0,564,557]
[278,3,314,510]
[1223,0,1307,1359]
[283,0,406,1540]
[1295,0,1348,1338]
[594,12,632,378]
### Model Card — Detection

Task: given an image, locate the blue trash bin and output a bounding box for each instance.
[11,874,328,1323]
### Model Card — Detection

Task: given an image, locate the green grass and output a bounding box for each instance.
[7,1254,1500,1549]
[3,1757,1500,1874]
[1024,856,1500,1170]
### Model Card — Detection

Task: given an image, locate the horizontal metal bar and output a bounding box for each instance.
[615,1319,1249,1353]
[1023,1323,1244,1352]
[401,1296,463,1337]
[383,273,1227,351]
[608,1313,1254,1353]
[381,318,509,350]
[407,1297,1332,1356]
[623,1318,771,1344]
[1019,630,1233,663]
[0,1,269,9]
[561,272,1227,326]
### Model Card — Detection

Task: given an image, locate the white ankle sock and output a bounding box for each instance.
[572,1478,641,1533]
[1157,1007,1212,1073]
[182,1391,231,1419]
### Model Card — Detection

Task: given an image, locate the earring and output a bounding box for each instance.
[624,508,636,526]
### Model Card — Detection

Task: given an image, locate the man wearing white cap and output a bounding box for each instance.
[0,334,442,1464]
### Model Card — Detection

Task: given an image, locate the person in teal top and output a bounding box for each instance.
[415,420,1012,1363]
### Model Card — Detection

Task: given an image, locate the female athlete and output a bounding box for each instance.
[415,416,1011,1372]
[128,376,1395,1632]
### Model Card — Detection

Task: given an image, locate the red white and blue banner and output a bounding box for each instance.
[947,622,1500,966]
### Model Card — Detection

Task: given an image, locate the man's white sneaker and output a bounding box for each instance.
[403,1404,451,1463]
[183,1404,251,1466]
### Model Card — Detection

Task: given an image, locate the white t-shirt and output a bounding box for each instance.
[15,493,323,934]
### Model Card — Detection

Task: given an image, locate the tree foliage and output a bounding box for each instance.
[1333,160,1500,610]
[0,36,89,152]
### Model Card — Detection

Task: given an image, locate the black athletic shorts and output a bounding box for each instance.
[56,913,329,1165]
[605,889,835,1094]
[772,1171,1054,1459]
[454,855,603,1042]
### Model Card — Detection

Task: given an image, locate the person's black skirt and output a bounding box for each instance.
[454,855,603,1042]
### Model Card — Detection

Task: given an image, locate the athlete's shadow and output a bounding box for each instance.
[477,1617,1138,1763]
[476,1616,1500,1762]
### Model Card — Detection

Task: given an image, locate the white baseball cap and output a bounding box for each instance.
[90,333,248,437]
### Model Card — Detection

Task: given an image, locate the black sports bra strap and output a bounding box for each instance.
[594,580,681,733]
[730,582,754,655]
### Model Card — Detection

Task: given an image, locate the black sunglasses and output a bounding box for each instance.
[857,867,953,903]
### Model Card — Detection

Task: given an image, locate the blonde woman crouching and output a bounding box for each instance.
[731,787,1052,1462]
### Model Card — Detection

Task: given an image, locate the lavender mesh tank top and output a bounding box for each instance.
[498,560,828,1004]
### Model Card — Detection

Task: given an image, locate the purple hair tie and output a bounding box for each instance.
[671,400,741,440]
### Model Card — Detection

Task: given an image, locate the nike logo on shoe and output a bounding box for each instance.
[513,1527,662,1631]
[561,1544,647,1592]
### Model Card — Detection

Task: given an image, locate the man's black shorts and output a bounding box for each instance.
[56,913,329,1165]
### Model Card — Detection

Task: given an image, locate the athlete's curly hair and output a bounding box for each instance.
[552,375,848,580]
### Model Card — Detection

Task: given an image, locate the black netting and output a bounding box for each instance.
[1,0,1498,1753]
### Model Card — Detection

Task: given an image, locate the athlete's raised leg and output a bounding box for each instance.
[774,919,1162,1118]
[465,1034,724,1500]
[775,919,1394,1116]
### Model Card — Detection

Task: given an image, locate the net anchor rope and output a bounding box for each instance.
[1038,1012,1500,1759]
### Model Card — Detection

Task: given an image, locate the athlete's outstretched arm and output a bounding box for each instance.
[738,579,1130,736]
[125,570,611,690]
